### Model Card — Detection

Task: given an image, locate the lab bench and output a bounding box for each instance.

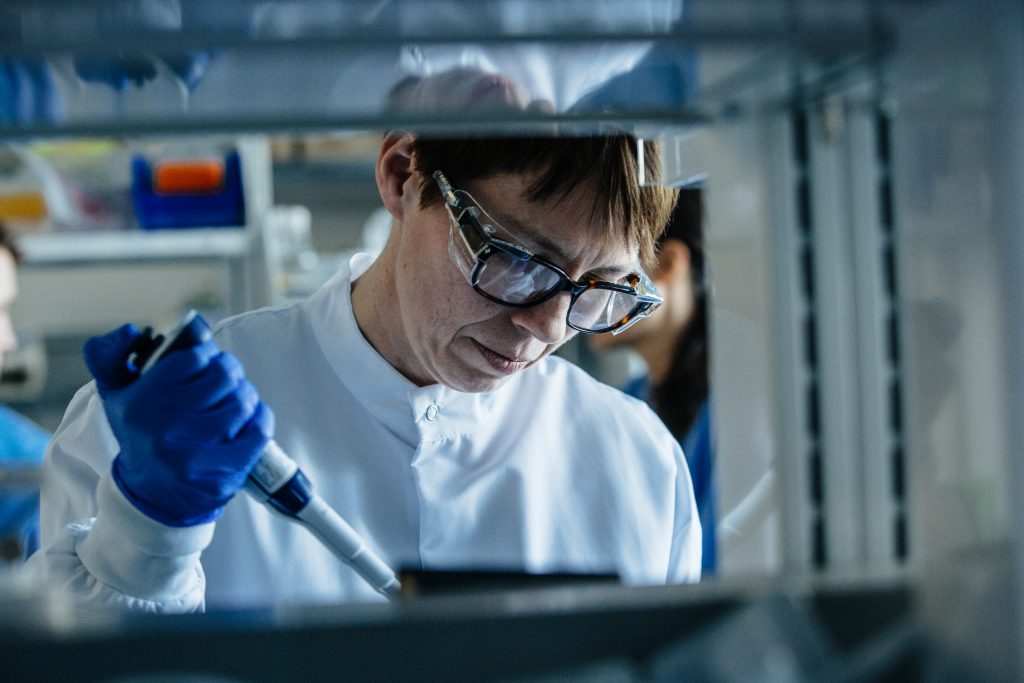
[0,578,916,682]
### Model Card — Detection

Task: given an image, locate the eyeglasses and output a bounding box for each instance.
[433,170,663,335]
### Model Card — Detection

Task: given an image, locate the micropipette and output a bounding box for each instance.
[128,310,401,599]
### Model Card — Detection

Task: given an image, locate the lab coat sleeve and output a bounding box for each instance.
[26,383,214,613]
[667,440,702,584]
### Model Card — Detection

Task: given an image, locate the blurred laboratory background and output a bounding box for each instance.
[1,0,1023,680]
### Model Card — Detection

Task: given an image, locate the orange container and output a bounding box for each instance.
[0,192,47,222]
[153,160,225,195]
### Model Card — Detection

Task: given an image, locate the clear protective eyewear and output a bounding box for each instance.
[433,170,663,335]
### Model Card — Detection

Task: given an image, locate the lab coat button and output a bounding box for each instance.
[425,404,439,421]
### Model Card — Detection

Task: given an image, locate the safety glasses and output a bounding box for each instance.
[433,170,663,335]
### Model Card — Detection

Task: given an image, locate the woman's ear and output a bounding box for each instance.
[376,132,416,221]
[655,238,692,283]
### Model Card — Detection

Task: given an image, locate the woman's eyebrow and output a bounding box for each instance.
[500,214,571,261]
[588,265,633,280]
[499,214,634,276]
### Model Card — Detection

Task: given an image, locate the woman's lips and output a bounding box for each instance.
[472,339,530,374]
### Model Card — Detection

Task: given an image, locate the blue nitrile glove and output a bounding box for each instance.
[83,323,274,527]
[163,50,212,91]
[0,58,60,126]
[74,53,159,91]
[74,50,212,94]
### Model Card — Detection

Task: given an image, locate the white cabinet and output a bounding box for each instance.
[12,137,275,336]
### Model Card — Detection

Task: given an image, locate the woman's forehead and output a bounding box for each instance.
[468,173,639,272]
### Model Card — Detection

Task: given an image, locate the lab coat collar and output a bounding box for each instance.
[304,254,420,445]
[303,253,502,447]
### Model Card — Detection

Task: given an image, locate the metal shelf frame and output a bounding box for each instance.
[0,0,901,139]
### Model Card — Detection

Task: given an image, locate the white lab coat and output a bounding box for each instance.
[29,255,701,612]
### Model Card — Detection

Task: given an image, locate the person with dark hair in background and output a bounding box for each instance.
[0,222,51,563]
[590,188,715,574]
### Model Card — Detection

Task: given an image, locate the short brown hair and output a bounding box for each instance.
[410,136,677,268]
[0,222,22,263]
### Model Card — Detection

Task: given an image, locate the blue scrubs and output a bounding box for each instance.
[622,376,716,575]
[0,404,50,560]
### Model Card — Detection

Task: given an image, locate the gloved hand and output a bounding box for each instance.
[73,50,212,93]
[74,53,159,91]
[83,323,274,527]
[0,58,60,126]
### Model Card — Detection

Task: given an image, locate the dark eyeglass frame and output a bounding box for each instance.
[433,170,663,335]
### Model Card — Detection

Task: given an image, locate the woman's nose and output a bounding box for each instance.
[509,293,572,345]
